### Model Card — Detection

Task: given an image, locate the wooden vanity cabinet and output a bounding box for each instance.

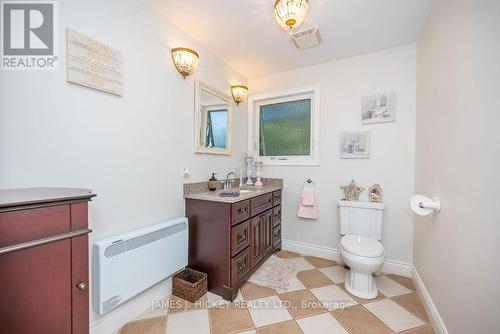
[186,190,282,301]
[0,188,95,334]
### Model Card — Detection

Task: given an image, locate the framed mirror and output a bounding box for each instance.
[194,81,232,155]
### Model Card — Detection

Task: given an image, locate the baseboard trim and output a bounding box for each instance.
[90,278,172,334]
[282,239,412,277]
[411,266,449,334]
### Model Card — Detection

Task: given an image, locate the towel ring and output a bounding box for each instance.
[303,179,315,188]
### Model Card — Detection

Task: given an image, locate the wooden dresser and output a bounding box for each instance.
[185,189,282,301]
[0,188,95,334]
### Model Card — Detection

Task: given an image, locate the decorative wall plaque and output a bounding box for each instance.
[66,29,123,96]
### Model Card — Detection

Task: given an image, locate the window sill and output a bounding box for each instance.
[258,158,320,166]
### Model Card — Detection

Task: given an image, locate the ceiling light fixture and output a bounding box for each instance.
[274,0,309,30]
[171,47,199,79]
[231,85,248,105]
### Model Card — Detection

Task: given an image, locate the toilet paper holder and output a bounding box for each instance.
[410,195,441,216]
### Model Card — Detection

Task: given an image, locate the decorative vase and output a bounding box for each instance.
[254,161,263,187]
[245,158,254,186]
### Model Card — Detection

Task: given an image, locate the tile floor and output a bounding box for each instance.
[118,251,434,334]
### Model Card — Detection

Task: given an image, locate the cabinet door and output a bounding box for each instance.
[262,210,273,255]
[72,235,89,334]
[250,216,263,267]
[0,240,72,334]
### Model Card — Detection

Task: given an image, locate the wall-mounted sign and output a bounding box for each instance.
[66,29,123,96]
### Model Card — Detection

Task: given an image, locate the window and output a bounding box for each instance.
[249,86,320,165]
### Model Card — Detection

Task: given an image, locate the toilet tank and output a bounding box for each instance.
[338,200,385,240]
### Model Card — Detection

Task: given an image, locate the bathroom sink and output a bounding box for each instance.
[239,189,253,194]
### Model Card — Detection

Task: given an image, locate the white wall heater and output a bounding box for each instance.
[93,217,188,315]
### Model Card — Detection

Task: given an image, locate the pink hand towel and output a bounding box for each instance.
[298,188,317,219]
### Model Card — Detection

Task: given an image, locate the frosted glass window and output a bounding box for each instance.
[259,99,311,156]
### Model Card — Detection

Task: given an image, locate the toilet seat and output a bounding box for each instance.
[340,235,384,258]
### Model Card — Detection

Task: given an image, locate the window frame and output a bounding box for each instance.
[248,85,320,166]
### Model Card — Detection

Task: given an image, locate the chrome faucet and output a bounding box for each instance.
[225,172,237,189]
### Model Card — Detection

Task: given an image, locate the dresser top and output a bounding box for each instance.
[0,187,96,209]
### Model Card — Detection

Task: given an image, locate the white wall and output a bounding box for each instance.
[249,44,416,265]
[415,1,500,333]
[0,0,247,329]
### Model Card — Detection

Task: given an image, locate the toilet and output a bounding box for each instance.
[338,200,385,299]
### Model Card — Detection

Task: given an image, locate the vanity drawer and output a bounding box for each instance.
[272,224,281,247]
[273,191,282,206]
[231,248,250,285]
[231,221,249,257]
[250,193,273,217]
[231,200,250,226]
[0,205,70,248]
[273,205,282,228]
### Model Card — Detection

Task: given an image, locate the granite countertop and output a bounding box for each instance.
[183,178,283,204]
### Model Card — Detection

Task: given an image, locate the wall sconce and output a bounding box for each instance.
[231,85,248,105]
[171,47,199,79]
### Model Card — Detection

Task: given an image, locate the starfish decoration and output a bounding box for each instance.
[341,180,364,201]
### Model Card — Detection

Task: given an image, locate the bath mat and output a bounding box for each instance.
[248,256,298,290]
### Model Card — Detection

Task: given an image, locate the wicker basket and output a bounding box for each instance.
[172,268,207,303]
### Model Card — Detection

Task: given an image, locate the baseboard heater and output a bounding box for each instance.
[93,217,188,315]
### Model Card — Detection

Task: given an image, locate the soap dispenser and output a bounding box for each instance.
[208,173,218,191]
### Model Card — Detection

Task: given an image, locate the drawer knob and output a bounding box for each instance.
[237,261,247,272]
[77,282,87,291]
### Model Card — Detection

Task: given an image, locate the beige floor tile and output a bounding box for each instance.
[256,320,303,334]
[400,325,435,334]
[247,295,293,327]
[286,257,316,271]
[134,299,168,320]
[337,283,386,304]
[168,294,208,314]
[275,250,301,259]
[274,275,307,294]
[278,289,326,319]
[304,256,338,268]
[387,274,416,291]
[392,292,430,323]
[237,331,257,334]
[209,304,255,334]
[375,276,413,297]
[165,308,210,334]
[118,316,166,334]
[319,266,347,283]
[296,312,349,334]
[241,282,277,301]
[297,269,334,289]
[309,284,358,311]
[364,299,425,332]
[331,305,392,334]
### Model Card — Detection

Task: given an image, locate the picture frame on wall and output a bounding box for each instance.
[361,92,395,124]
[340,131,371,159]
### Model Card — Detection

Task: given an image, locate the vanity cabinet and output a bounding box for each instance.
[186,190,282,301]
[0,188,95,334]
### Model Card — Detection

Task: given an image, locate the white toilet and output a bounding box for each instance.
[338,200,385,299]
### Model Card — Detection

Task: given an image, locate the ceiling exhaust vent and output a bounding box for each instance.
[289,26,322,50]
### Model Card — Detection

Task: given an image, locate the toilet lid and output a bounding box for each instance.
[341,235,384,258]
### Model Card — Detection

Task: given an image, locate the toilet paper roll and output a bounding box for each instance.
[410,195,439,216]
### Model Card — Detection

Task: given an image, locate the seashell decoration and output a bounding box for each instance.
[341,180,364,201]
[369,184,383,202]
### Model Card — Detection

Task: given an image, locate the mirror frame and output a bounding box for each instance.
[194,81,232,155]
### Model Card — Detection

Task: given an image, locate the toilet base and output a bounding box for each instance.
[344,269,378,299]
